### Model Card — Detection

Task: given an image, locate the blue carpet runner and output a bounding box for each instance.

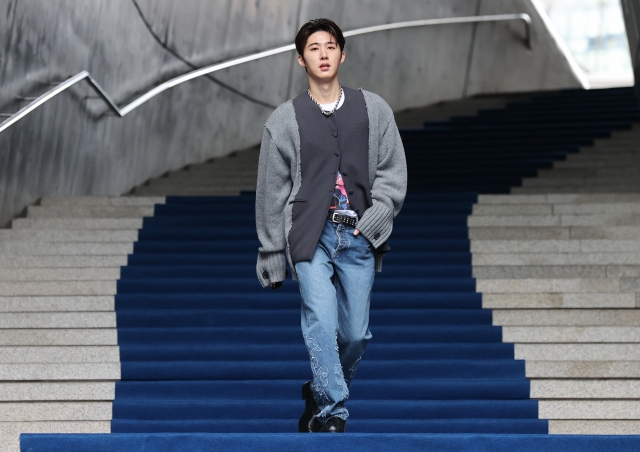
[111,192,544,434]
[21,87,640,450]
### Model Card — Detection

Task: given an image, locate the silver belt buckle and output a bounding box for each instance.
[329,212,338,223]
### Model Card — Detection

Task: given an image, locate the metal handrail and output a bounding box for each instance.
[0,14,531,134]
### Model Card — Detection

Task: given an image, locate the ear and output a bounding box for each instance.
[297,54,306,68]
[340,51,346,64]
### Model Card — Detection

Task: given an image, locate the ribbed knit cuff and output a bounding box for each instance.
[356,202,393,249]
[256,251,287,288]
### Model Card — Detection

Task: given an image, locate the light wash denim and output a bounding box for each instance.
[294,218,375,423]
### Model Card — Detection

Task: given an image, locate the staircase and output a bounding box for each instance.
[13,87,640,450]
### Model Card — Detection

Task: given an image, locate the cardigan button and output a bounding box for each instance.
[374,232,381,240]
[349,190,353,194]
[332,132,338,137]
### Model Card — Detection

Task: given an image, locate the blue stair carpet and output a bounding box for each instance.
[21,87,640,451]
[109,192,544,435]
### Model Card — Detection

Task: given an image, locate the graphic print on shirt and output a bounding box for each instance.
[329,171,352,211]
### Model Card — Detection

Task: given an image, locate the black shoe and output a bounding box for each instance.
[319,416,346,433]
[298,381,320,433]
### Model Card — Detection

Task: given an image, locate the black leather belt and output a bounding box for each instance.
[327,211,358,227]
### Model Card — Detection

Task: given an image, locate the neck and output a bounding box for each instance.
[307,78,341,104]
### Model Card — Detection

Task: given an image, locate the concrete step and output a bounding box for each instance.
[0,268,120,282]
[515,344,640,361]
[0,256,127,268]
[469,214,640,227]
[130,186,250,196]
[0,363,119,381]
[483,293,638,309]
[472,239,580,253]
[504,326,640,343]
[521,178,640,188]
[477,278,621,294]
[475,265,640,278]
[470,227,640,240]
[0,382,114,401]
[469,215,561,227]
[136,181,256,192]
[473,253,640,266]
[549,420,640,434]
[540,400,640,420]
[165,167,257,176]
[0,402,111,421]
[469,227,569,240]
[472,205,553,215]
[526,361,640,378]
[0,281,116,296]
[0,296,113,312]
[553,203,640,215]
[542,168,640,178]
[0,329,117,346]
[473,265,609,279]
[531,380,640,399]
[474,203,640,216]
[472,239,640,253]
[569,227,640,240]
[0,346,118,363]
[11,218,143,230]
[0,243,132,256]
[494,309,640,326]
[0,313,115,329]
[0,230,138,243]
[157,172,257,181]
[512,187,640,194]
[477,194,640,204]
[40,197,164,207]
[149,178,257,188]
[26,206,154,219]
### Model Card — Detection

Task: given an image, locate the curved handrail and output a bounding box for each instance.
[0,14,531,134]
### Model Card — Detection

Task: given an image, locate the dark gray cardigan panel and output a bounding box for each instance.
[288,87,386,264]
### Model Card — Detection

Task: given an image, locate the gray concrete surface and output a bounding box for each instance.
[472,189,640,433]
[0,0,584,225]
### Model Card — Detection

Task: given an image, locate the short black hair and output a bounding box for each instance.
[295,18,345,57]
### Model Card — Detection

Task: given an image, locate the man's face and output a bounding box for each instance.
[297,31,345,80]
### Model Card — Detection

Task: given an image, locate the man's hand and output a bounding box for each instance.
[353,228,360,235]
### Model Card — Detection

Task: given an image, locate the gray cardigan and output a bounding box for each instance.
[255,88,407,288]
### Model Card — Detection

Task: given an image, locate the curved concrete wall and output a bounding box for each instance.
[0,0,584,225]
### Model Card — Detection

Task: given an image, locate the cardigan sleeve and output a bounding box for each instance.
[355,109,407,248]
[255,125,291,288]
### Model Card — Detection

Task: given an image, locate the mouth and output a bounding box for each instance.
[320,64,331,70]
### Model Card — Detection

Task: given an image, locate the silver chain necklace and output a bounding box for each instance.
[307,84,343,116]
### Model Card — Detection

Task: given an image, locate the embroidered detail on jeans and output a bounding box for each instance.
[303,334,322,352]
[317,366,329,387]
[309,354,319,375]
[311,379,331,406]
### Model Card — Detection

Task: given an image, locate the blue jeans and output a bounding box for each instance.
[294,218,375,423]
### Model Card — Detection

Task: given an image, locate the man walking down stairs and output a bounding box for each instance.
[10,88,640,451]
